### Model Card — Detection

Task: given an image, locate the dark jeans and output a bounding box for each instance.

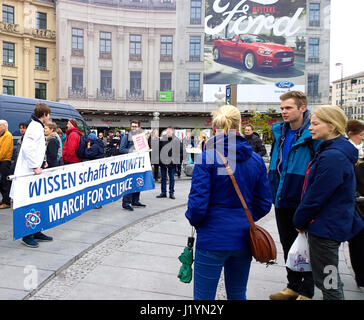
[153,164,159,181]
[122,192,140,207]
[275,207,314,298]
[308,233,344,300]
[160,166,175,196]
[194,249,252,300]
[348,227,364,287]
[0,161,11,205]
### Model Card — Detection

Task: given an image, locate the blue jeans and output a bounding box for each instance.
[194,248,252,300]
[160,166,175,195]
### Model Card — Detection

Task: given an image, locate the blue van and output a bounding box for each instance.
[0,94,89,140]
[0,94,90,162]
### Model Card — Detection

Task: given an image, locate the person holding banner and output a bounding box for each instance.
[11,103,53,248]
[119,120,147,211]
[0,119,13,209]
[44,122,60,169]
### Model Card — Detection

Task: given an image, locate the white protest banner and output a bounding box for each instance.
[11,152,154,240]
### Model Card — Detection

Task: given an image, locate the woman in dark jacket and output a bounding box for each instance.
[346,120,364,288]
[44,122,60,168]
[84,133,105,160]
[186,105,272,300]
[294,106,364,300]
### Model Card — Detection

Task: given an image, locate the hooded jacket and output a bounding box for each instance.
[293,137,364,242]
[84,138,105,160]
[62,127,83,164]
[268,110,321,209]
[185,133,272,251]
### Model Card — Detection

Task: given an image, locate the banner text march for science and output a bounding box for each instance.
[12,152,154,240]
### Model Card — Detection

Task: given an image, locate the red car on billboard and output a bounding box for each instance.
[212,33,294,71]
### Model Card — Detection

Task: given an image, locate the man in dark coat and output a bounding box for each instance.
[244,124,266,157]
[156,126,183,199]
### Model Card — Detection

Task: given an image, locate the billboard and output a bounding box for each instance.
[204,0,306,103]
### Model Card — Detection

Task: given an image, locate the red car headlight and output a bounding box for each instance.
[257,48,273,55]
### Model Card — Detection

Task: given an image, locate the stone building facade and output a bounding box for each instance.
[1,0,56,100]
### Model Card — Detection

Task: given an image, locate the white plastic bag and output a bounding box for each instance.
[286,233,312,272]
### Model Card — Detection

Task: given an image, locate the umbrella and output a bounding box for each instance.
[177,231,195,283]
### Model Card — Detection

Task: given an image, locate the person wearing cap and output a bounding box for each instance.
[84,133,105,160]
[62,119,84,164]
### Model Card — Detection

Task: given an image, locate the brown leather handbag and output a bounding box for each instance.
[216,150,277,265]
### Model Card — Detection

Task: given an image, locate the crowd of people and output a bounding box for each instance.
[186,91,364,301]
[1,90,363,300]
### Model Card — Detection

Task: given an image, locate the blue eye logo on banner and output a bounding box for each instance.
[136,177,144,188]
[25,209,41,230]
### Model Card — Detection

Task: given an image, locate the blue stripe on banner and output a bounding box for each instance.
[13,171,154,240]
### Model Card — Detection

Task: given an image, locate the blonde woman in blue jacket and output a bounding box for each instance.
[294,105,364,300]
[186,105,272,300]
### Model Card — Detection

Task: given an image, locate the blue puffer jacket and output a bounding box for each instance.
[268,110,321,209]
[293,137,364,242]
[84,139,105,160]
[185,133,272,251]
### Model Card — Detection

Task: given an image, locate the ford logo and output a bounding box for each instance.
[275,81,294,89]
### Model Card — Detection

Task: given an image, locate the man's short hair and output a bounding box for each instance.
[280,91,307,109]
[108,130,114,134]
[245,123,254,131]
[0,119,8,129]
[19,122,28,129]
[130,120,141,127]
[34,102,51,118]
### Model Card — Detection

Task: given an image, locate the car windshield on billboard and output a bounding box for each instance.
[203,0,306,103]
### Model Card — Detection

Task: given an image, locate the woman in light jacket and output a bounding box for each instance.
[185,105,272,300]
[293,106,364,300]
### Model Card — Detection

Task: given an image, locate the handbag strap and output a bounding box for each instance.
[215,149,257,229]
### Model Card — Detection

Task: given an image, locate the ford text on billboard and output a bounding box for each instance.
[203,0,306,103]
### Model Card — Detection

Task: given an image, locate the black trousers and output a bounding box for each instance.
[348,227,364,287]
[275,207,314,298]
[122,192,140,207]
[0,161,11,205]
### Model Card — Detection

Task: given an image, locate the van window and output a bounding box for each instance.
[52,118,90,138]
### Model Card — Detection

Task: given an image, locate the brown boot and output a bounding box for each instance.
[269,288,299,300]
[296,295,312,300]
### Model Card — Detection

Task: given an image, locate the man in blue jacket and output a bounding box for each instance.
[268,91,321,300]
[119,120,146,211]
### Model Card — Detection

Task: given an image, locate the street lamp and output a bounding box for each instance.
[335,62,343,107]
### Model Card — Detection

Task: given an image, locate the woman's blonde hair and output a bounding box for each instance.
[212,105,241,135]
[311,105,347,137]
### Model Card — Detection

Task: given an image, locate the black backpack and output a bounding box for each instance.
[66,131,87,160]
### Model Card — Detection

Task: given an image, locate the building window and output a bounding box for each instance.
[129,34,142,60]
[72,28,84,56]
[160,72,172,91]
[72,68,83,90]
[130,71,142,94]
[2,5,14,24]
[3,79,14,95]
[308,38,319,62]
[100,70,112,93]
[160,35,173,61]
[189,36,201,61]
[162,0,172,3]
[190,0,202,25]
[309,3,320,27]
[35,47,47,70]
[188,73,200,95]
[36,12,47,29]
[307,74,319,97]
[35,82,46,100]
[3,42,15,66]
[100,31,112,58]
